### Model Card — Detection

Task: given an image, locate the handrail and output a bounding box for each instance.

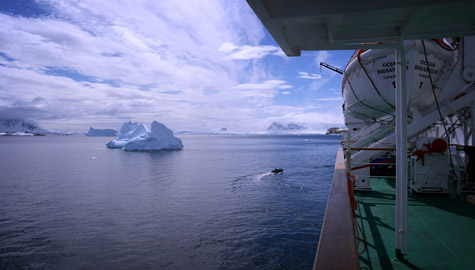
[344,147,396,151]
[344,147,413,151]
[314,148,359,269]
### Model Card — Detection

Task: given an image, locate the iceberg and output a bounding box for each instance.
[107,121,183,151]
[9,132,35,136]
[124,121,183,151]
[106,121,148,148]
[85,127,118,137]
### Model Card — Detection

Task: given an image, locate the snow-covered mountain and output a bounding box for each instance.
[85,127,118,137]
[265,122,308,134]
[0,119,53,134]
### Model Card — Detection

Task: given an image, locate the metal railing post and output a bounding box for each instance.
[395,41,408,257]
[347,129,352,174]
[471,102,475,146]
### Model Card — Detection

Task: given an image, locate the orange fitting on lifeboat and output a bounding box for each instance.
[431,138,448,155]
[414,138,448,166]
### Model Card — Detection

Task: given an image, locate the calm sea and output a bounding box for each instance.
[0,134,340,270]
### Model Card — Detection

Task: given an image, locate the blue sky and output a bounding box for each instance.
[0,0,353,133]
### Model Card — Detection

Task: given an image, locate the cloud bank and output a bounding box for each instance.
[0,0,344,133]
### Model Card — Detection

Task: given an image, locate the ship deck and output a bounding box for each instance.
[355,178,475,270]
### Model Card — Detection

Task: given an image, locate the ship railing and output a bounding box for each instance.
[314,148,360,269]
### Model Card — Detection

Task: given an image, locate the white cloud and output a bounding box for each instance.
[308,79,330,91]
[236,80,291,90]
[234,80,292,104]
[315,51,331,66]
[281,91,291,95]
[218,42,238,52]
[219,42,284,60]
[297,72,322,80]
[0,1,344,133]
[299,51,342,91]
[0,1,283,132]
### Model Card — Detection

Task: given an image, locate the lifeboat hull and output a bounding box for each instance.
[342,40,457,123]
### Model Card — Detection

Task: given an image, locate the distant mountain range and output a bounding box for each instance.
[177,128,237,135]
[0,119,327,136]
[265,122,308,134]
[0,119,55,135]
[177,131,238,135]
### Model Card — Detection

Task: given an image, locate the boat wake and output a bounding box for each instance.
[230,171,276,193]
[253,172,273,182]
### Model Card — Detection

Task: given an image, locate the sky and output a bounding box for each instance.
[0,0,354,133]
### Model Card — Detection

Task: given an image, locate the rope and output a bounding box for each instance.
[441,107,469,138]
[463,146,475,189]
[421,39,458,180]
[357,53,396,111]
[347,173,367,254]
[343,68,396,118]
[345,104,378,121]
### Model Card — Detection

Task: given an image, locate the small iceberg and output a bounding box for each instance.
[85,127,118,137]
[107,121,183,151]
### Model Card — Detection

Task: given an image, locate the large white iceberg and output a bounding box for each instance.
[124,121,183,151]
[107,121,183,151]
[106,121,148,148]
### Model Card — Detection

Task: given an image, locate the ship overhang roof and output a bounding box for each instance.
[246,0,475,55]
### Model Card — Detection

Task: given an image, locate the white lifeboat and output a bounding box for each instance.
[342,39,458,123]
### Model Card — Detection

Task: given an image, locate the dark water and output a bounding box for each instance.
[0,135,340,269]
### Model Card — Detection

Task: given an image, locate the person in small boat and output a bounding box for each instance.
[272,168,283,174]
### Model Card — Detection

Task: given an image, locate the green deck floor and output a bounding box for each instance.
[355,178,475,270]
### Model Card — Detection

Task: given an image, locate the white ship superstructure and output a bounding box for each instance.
[343,37,475,193]
[247,1,475,268]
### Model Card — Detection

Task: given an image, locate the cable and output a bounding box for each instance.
[356,52,414,120]
[347,108,378,122]
[347,173,367,254]
[421,40,458,180]
[357,54,395,110]
[463,146,475,189]
[441,108,469,138]
[343,68,397,118]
